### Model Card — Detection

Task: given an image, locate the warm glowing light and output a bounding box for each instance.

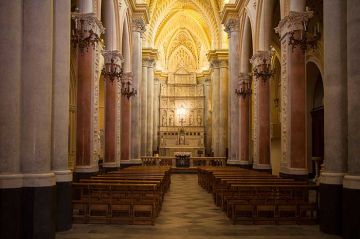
[176,105,186,119]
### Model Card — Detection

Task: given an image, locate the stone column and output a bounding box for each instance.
[129,18,145,164]
[343,1,360,238]
[0,1,22,238]
[225,18,240,162]
[319,0,347,235]
[20,1,56,238]
[237,73,252,167]
[73,13,104,179]
[219,60,229,158]
[141,60,148,156]
[153,79,160,153]
[276,10,312,179]
[250,51,272,171]
[102,51,122,170]
[147,60,155,156]
[204,79,212,155]
[120,73,133,161]
[210,60,220,156]
[52,0,72,232]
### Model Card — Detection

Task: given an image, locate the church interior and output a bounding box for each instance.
[0,0,359,238]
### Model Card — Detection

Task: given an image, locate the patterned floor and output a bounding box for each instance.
[57,174,340,239]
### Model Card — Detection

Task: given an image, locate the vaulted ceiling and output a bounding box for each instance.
[144,0,226,72]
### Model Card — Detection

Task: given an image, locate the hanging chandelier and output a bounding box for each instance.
[252,58,273,81]
[121,73,137,99]
[101,51,123,83]
[235,74,252,98]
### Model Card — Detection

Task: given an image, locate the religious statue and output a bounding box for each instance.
[189,114,193,126]
[197,115,202,126]
[162,113,167,126]
[169,114,174,126]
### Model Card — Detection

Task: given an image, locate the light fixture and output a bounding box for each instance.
[252,58,273,81]
[120,73,137,99]
[235,78,252,98]
[101,57,123,83]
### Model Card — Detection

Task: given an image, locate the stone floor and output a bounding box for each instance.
[57,174,340,239]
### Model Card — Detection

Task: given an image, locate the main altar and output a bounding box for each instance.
[158,67,205,156]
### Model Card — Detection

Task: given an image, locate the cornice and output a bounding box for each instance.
[207,49,229,62]
[126,0,149,24]
[221,0,243,25]
[142,48,159,61]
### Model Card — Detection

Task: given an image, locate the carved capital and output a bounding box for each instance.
[224,17,240,37]
[102,50,123,66]
[121,72,133,84]
[210,60,220,69]
[132,18,146,34]
[238,72,250,83]
[275,11,313,37]
[72,12,105,38]
[250,50,272,67]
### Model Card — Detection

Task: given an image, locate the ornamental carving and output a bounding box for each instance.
[132,18,146,34]
[224,17,240,37]
[275,11,313,37]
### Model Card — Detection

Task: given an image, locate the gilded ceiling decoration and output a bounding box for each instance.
[144,0,226,72]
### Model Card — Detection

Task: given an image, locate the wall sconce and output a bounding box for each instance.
[121,73,137,99]
[235,77,252,98]
[101,57,123,83]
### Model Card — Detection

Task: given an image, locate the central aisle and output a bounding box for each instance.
[57,174,339,239]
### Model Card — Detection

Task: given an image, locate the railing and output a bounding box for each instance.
[140,156,227,167]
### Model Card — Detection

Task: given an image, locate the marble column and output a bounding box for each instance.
[250,51,272,171]
[73,12,104,178]
[0,1,22,238]
[52,0,72,232]
[319,0,347,235]
[120,73,133,161]
[237,73,251,167]
[219,60,229,157]
[343,1,360,238]
[225,18,240,162]
[204,79,212,155]
[141,60,148,156]
[153,79,160,153]
[147,60,155,156]
[103,51,122,170]
[210,61,220,156]
[276,10,312,178]
[129,18,145,164]
[20,1,56,238]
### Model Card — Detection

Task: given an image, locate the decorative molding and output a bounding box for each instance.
[343,175,360,190]
[132,18,146,34]
[0,174,23,189]
[22,173,56,187]
[275,11,314,38]
[250,50,272,67]
[224,17,240,37]
[54,170,73,182]
[102,50,124,66]
[320,172,345,185]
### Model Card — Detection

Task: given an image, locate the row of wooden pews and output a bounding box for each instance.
[72,166,171,225]
[198,167,318,225]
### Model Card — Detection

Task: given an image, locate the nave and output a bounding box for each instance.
[57,174,338,239]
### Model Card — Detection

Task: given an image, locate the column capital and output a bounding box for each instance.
[224,17,240,37]
[250,50,272,67]
[121,72,134,84]
[275,10,313,37]
[132,18,146,34]
[102,50,124,65]
[71,12,105,49]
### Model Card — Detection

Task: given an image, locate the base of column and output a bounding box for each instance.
[0,174,22,239]
[319,172,344,235]
[21,185,56,239]
[103,167,119,173]
[280,167,308,180]
[342,175,360,239]
[120,159,142,169]
[54,170,72,232]
[253,163,272,173]
[227,160,252,169]
[73,165,98,181]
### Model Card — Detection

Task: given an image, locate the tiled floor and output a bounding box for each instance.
[57,174,340,239]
